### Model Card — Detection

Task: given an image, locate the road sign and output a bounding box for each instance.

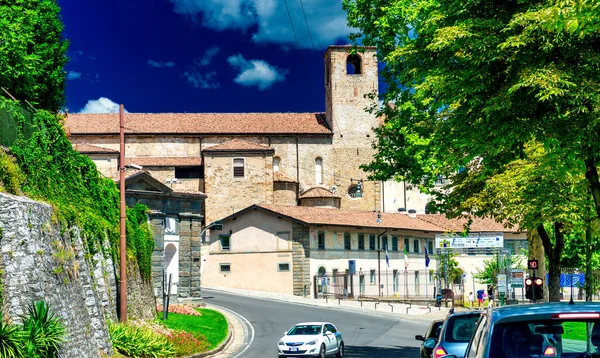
[497,274,508,293]
[511,278,524,288]
[511,270,524,279]
[321,277,327,285]
[528,260,538,270]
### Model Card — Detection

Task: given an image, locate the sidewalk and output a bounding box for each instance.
[202,285,453,323]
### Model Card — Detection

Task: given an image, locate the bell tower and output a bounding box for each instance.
[323,45,381,211]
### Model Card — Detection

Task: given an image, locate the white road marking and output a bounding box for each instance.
[208,303,255,358]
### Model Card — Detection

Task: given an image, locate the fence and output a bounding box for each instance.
[0,97,35,147]
[313,270,464,305]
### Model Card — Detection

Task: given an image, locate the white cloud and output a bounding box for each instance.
[184,71,220,89]
[147,60,176,68]
[169,0,351,48]
[67,71,82,80]
[79,97,127,114]
[227,54,286,90]
[199,46,220,66]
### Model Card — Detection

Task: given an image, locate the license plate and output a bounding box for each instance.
[290,348,299,351]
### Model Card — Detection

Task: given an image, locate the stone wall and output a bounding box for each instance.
[292,223,311,296]
[0,193,114,357]
[203,152,273,224]
[274,182,297,206]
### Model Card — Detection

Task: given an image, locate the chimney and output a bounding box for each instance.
[408,209,417,219]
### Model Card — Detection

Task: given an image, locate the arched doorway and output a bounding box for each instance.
[164,243,179,294]
[317,266,326,294]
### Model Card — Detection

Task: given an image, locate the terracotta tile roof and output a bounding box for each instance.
[255,205,444,232]
[273,171,297,182]
[73,144,118,154]
[416,214,518,233]
[299,187,339,199]
[224,205,519,233]
[65,113,331,135]
[125,157,202,167]
[202,139,274,153]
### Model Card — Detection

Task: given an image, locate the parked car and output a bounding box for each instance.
[444,302,600,358]
[277,322,344,358]
[423,311,482,358]
[416,319,445,358]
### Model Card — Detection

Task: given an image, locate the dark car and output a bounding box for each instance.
[423,311,481,358]
[445,302,600,358]
[416,319,444,358]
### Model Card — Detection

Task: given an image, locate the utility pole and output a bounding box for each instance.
[119,104,127,323]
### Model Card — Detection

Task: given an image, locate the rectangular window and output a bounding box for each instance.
[369,234,376,250]
[344,233,351,250]
[381,235,388,251]
[175,166,204,179]
[404,238,410,253]
[392,236,399,251]
[370,270,376,283]
[358,234,365,250]
[428,240,434,254]
[318,231,325,250]
[278,263,290,272]
[220,235,230,251]
[413,239,420,253]
[332,269,338,283]
[220,263,231,272]
[233,158,245,178]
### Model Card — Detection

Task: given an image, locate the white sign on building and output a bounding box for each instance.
[435,233,504,249]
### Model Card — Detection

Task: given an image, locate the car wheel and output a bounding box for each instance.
[335,342,344,358]
[319,344,326,358]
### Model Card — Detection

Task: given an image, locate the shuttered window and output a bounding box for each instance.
[233,158,244,178]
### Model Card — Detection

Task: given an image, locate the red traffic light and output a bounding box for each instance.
[525,278,533,285]
[535,278,543,285]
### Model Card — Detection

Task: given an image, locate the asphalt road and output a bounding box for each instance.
[202,289,429,358]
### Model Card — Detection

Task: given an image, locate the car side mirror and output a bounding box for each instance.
[423,337,437,349]
[283,331,288,335]
[415,335,425,341]
[324,330,332,335]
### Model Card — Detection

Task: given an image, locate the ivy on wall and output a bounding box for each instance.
[0,97,154,279]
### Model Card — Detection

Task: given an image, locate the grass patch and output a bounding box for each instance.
[162,308,228,350]
[562,322,589,341]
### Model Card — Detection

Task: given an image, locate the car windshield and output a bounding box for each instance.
[444,315,480,342]
[489,319,600,358]
[287,325,322,335]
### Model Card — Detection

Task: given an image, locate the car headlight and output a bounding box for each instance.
[278,341,285,346]
[306,340,317,345]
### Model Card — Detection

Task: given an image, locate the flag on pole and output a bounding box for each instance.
[404,246,409,269]
[424,244,431,268]
[385,247,390,268]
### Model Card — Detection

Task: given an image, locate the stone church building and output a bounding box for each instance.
[65,46,491,299]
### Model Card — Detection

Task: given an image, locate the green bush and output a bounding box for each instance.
[0,300,66,358]
[0,312,24,358]
[109,322,176,358]
[20,301,66,358]
[0,149,24,194]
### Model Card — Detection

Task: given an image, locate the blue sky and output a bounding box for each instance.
[59,0,357,114]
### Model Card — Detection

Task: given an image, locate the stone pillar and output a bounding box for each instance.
[149,211,165,297]
[292,223,311,296]
[178,213,204,299]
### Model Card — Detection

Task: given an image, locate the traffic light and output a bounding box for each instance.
[533,277,544,300]
[525,278,533,299]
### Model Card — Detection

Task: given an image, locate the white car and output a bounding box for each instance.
[277,322,344,358]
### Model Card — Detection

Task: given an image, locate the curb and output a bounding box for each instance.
[186,306,234,358]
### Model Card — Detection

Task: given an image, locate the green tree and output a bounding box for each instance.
[474,254,521,286]
[0,0,68,111]
[343,0,600,300]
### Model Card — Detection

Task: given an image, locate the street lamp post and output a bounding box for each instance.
[119,104,127,323]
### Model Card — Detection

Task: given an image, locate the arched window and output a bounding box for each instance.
[346,54,362,75]
[273,156,281,172]
[315,157,323,184]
